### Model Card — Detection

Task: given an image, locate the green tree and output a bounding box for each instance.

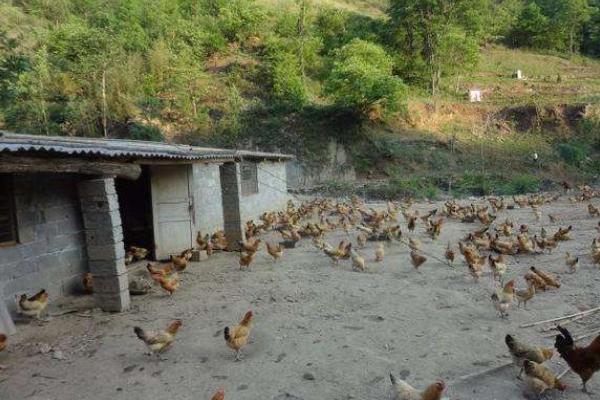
[324,39,405,115]
[271,53,307,111]
[509,3,551,48]
[387,0,485,95]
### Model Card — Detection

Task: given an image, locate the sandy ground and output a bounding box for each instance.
[1,195,600,400]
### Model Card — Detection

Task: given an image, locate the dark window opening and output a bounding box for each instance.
[240,162,258,196]
[0,174,18,246]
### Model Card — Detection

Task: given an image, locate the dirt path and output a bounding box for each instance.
[1,196,600,400]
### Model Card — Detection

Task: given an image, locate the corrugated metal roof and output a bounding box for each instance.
[0,132,293,161]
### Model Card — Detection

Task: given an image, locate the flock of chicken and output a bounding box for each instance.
[3,183,600,399]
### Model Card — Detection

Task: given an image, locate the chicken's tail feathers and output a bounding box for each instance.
[556,325,574,344]
[223,327,231,342]
[133,326,146,341]
[390,373,397,386]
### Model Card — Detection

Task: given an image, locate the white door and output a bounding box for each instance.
[150,165,194,260]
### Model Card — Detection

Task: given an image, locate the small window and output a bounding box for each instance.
[0,175,17,246]
[240,162,258,196]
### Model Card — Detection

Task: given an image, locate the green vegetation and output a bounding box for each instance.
[1,0,600,198]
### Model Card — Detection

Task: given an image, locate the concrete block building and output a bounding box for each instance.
[0,132,291,328]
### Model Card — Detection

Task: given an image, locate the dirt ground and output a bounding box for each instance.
[2,195,600,400]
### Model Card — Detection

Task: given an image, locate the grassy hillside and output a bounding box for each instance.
[0,0,599,198]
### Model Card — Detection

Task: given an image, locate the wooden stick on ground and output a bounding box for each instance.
[539,313,589,333]
[450,362,514,385]
[557,368,571,380]
[520,306,600,329]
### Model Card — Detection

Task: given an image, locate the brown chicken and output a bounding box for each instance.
[224,311,253,361]
[375,243,385,262]
[505,334,553,378]
[171,249,193,271]
[516,281,536,310]
[18,289,49,320]
[239,238,262,254]
[265,242,283,262]
[152,274,179,295]
[410,251,427,270]
[239,252,256,270]
[525,272,547,292]
[357,233,367,248]
[147,262,174,277]
[445,243,455,266]
[523,360,567,396]
[390,374,445,400]
[530,266,560,288]
[134,320,182,358]
[555,325,600,392]
[82,273,93,294]
[565,252,579,273]
[211,389,225,400]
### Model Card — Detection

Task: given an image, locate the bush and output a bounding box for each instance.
[128,122,164,142]
[500,174,541,195]
[271,53,307,111]
[558,142,587,165]
[324,39,406,115]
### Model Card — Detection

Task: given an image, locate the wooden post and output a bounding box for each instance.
[102,69,108,138]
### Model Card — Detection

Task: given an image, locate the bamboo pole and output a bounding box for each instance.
[519,306,600,329]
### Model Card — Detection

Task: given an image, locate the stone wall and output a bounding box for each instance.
[239,161,289,223]
[193,163,224,235]
[0,173,88,315]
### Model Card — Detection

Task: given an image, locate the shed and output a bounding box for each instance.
[0,132,292,328]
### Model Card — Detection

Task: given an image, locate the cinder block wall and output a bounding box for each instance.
[0,174,88,314]
[193,163,224,235]
[239,161,289,223]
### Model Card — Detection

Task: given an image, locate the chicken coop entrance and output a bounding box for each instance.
[116,166,154,257]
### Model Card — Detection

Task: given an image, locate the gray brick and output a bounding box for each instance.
[79,194,120,213]
[88,258,126,275]
[85,227,123,247]
[87,242,125,261]
[93,273,129,294]
[82,210,122,230]
[95,290,130,312]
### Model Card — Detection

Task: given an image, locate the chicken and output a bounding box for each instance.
[390,374,445,400]
[491,291,511,318]
[489,255,508,283]
[589,203,600,217]
[548,214,558,223]
[517,234,535,254]
[523,360,567,396]
[196,231,209,250]
[505,334,553,378]
[224,311,253,361]
[530,266,560,288]
[171,249,193,271]
[152,273,179,296]
[357,233,367,248]
[130,246,149,260]
[147,262,174,277]
[375,243,385,262]
[239,252,256,270]
[444,243,455,266]
[350,246,366,272]
[265,242,283,262]
[410,251,427,270]
[211,389,225,400]
[555,325,600,392]
[18,289,49,320]
[407,216,417,232]
[525,272,547,292]
[516,281,536,310]
[409,237,421,251]
[553,225,572,241]
[82,273,93,294]
[239,238,262,254]
[565,252,579,273]
[134,320,182,358]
